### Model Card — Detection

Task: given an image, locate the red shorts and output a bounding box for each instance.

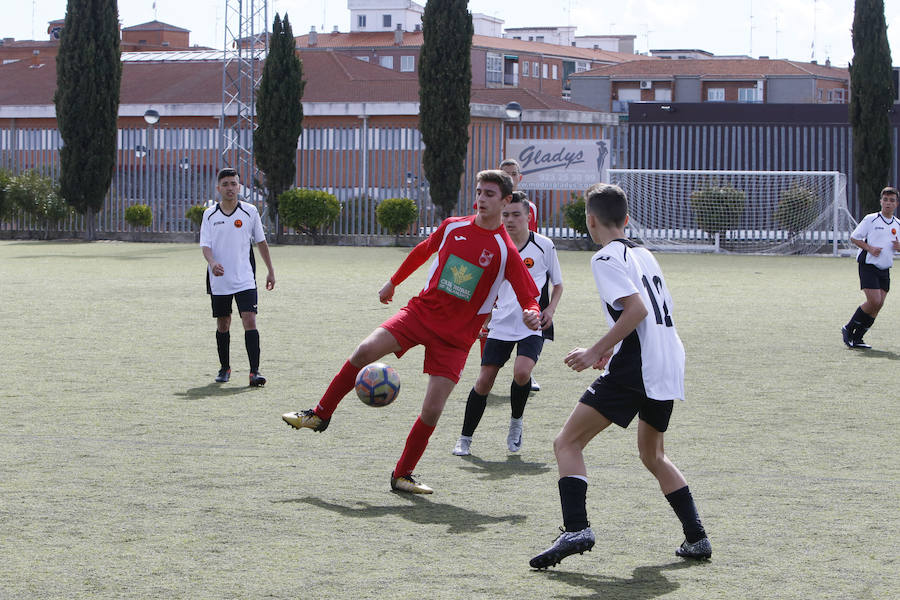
[381,306,470,383]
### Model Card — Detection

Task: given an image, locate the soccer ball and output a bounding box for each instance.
[355,362,401,407]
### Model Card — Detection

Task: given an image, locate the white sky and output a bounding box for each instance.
[4,0,900,68]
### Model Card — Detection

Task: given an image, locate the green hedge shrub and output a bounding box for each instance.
[185,204,206,230]
[125,204,153,228]
[775,183,819,235]
[376,197,419,237]
[689,182,747,237]
[278,188,341,240]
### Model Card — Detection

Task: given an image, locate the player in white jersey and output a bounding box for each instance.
[530,183,710,570]
[453,192,563,457]
[841,186,900,349]
[200,168,276,386]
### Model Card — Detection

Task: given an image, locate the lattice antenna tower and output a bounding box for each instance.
[221,0,268,205]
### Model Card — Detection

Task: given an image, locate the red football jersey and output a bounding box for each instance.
[390,216,540,349]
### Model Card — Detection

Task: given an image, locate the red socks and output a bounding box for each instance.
[394,416,436,477]
[315,360,360,419]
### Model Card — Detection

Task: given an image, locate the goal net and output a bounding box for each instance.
[607,169,856,255]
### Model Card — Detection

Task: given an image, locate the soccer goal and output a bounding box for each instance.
[608,169,856,255]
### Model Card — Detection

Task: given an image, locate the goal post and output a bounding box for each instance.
[607,169,856,255]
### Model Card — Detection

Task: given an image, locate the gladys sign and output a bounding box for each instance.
[506,139,610,191]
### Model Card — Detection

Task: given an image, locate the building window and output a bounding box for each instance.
[654,87,672,102]
[535,36,544,43]
[379,55,394,69]
[487,52,503,84]
[400,55,414,72]
[542,63,548,79]
[575,61,589,73]
[707,87,725,102]
[355,56,370,62]
[738,87,761,103]
[522,61,529,77]
[552,64,558,79]
[358,15,366,28]
[816,88,825,102]
[383,14,391,28]
[829,88,847,103]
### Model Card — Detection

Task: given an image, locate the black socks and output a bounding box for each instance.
[216,330,230,370]
[461,388,488,437]
[665,485,707,543]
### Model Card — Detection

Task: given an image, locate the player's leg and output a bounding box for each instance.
[845,264,884,348]
[392,374,456,494]
[212,295,232,382]
[236,289,265,386]
[636,411,710,559]
[453,364,500,456]
[507,336,542,452]
[282,327,402,431]
[530,403,609,569]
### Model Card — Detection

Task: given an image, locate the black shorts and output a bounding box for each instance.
[578,376,674,432]
[858,261,890,292]
[211,288,258,318]
[481,335,545,368]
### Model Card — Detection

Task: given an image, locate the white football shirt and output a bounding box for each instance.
[488,232,562,341]
[199,201,266,295]
[590,239,685,401]
[851,212,899,270]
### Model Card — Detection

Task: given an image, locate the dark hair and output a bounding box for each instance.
[217,168,239,182]
[499,158,521,173]
[477,169,514,199]
[584,183,628,227]
[509,191,530,212]
[880,186,899,199]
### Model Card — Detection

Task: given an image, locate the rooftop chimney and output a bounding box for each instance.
[332,25,339,33]
[308,26,317,47]
[825,57,831,67]
[394,23,403,46]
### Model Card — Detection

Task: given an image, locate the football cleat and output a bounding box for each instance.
[390,472,433,494]
[507,417,524,452]
[530,377,541,392]
[452,436,472,456]
[841,326,853,348]
[529,527,595,570]
[215,368,231,383]
[675,537,712,559]
[282,409,330,432]
[249,371,267,387]
[852,338,872,349]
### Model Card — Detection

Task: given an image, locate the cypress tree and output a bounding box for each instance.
[53,0,122,240]
[254,13,304,241]
[849,0,893,215]
[419,0,473,219]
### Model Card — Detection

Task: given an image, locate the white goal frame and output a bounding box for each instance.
[608,169,856,256]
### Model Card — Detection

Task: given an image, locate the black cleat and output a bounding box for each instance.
[841,326,853,348]
[675,537,712,559]
[215,368,231,383]
[249,371,267,387]
[529,527,595,570]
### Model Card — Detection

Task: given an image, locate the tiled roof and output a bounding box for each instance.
[575,58,849,80]
[296,31,640,63]
[122,20,190,33]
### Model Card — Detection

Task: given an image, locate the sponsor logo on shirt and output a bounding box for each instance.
[454,235,467,241]
[524,257,535,268]
[213,220,225,227]
[478,249,494,267]
[234,220,243,228]
[438,254,484,302]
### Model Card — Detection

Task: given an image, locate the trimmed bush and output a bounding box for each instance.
[775,183,819,235]
[563,195,588,236]
[185,204,206,230]
[0,169,12,220]
[6,170,71,227]
[689,182,747,237]
[376,197,419,237]
[125,204,153,228]
[278,188,340,241]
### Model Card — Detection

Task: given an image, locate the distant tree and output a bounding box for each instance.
[419,0,473,219]
[53,0,122,240]
[255,12,304,242]
[849,0,893,215]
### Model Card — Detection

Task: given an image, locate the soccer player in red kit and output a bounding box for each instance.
[281,170,542,494]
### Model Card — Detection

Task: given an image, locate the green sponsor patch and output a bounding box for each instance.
[437,254,483,301]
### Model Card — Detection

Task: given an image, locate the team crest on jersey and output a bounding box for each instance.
[478,249,494,267]
[893,228,897,235]
[234,220,243,228]
[524,257,535,268]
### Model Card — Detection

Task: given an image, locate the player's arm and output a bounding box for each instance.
[505,254,541,329]
[256,240,275,290]
[379,221,446,303]
[201,245,224,276]
[541,282,563,330]
[850,218,879,256]
[564,293,647,372]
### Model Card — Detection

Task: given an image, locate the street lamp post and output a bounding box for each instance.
[143,109,160,230]
[502,101,523,161]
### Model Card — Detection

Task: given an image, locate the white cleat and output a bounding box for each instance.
[507,417,523,452]
[452,436,472,456]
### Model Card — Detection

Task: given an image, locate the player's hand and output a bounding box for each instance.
[540,306,555,330]
[564,347,611,372]
[522,309,541,330]
[478,326,489,340]
[893,238,900,251]
[869,245,882,257]
[265,272,275,290]
[379,280,395,304]
[211,262,224,276]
